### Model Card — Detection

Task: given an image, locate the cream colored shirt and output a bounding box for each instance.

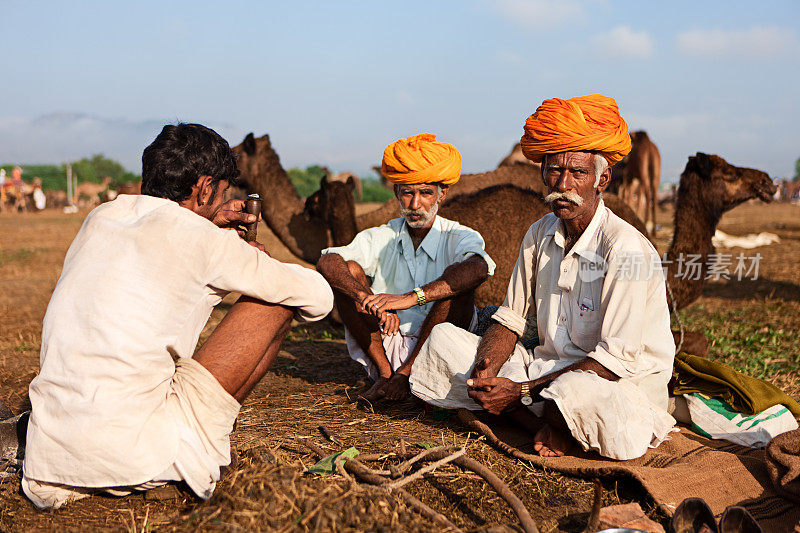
[25,194,333,487]
[322,216,496,336]
[492,200,675,407]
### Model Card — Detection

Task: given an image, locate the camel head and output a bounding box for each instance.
[680,153,776,215]
[232,132,286,193]
[305,174,358,247]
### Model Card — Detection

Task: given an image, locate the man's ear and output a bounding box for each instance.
[196,175,214,206]
[438,184,449,203]
[596,165,612,194]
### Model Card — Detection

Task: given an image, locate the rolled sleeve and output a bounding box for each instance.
[321,228,379,278]
[450,228,496,276]
[208,230,333,322]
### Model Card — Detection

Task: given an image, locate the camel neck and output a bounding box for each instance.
[669,180,720,258]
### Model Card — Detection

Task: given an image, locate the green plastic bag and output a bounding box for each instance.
[305,447,360,476]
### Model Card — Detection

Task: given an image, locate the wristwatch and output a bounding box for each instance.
[520,382,533,406]
[413,287,427,306]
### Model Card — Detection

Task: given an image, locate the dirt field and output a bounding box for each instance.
[1,200,798,531]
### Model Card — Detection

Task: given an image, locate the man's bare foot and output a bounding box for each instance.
[533,424,572,457]
[382,373,410,401]
[360,377,389,402]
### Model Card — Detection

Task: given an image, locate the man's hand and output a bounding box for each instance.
[212,199,258,236]
[362,293,417,315]
[379,310,400,336]
[466,377,521,415]
[471,357,496,379]
[382,371,410,401]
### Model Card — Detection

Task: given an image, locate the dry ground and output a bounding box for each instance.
[0,200,798,531]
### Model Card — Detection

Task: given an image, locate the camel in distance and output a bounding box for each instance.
[609,131,661,236]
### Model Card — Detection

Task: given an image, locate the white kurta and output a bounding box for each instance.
[24,194,334,488]
[410,200,676,460]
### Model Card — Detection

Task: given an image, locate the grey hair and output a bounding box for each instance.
[593,155,608,187]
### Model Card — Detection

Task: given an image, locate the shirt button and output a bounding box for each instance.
[563,267,567,272]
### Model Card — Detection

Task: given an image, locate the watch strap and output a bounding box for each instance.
[413,287,426,306]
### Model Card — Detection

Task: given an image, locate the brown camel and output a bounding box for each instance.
[664,153,776,310]
[616,131,660,235]
[75,176,113,205]
[497,142,536,167]
[324,169,363,201]
[233,133,335,263]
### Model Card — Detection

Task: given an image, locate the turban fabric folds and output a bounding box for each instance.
[520,94,631,165]
[381,133,462,186]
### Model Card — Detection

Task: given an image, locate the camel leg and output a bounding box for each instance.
[643,181,654,235]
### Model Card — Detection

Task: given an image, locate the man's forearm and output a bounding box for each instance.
[316,253,372,302]
[473,322,519,378]
[419,255,488,303]
[528,357,619,396]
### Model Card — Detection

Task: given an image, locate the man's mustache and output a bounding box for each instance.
[544,191,584,206]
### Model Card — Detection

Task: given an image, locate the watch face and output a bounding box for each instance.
[521,395,533,406]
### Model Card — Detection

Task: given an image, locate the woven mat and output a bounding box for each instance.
[460,411,800,532]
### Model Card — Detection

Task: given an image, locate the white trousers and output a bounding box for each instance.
[22,358,240,509]
[344,308,478,381]
[409,323,676,460]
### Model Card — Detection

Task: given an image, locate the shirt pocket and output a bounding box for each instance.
[569,288,602,351]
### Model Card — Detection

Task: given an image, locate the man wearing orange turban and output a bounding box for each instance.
[318,134,495,402]
[409,96,677,462]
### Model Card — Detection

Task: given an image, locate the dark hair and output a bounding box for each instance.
[141,123,240,201]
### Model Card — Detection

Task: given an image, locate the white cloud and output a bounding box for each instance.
[677,26,799,59]
[490,0,585,28]
[0,113,245,173]
[593,26,654,59]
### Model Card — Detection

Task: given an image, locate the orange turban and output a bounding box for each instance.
[520,94,631,165]
[381,133,462,186]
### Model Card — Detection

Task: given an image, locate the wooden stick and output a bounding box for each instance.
[386,448,465,490]
[456,409,541,462]
[390,445,463,478]
[391,446,539,533]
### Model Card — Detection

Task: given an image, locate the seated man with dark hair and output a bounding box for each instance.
[22,123,333,508]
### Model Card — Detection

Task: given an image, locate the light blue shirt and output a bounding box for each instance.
[322,215,496,335]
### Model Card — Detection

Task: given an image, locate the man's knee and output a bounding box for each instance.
[344,260,368,285]
[427,322,469,351]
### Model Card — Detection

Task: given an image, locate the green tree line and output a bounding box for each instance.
[287,165,393,203]
[1,154,140,192]
[2,156,393,203]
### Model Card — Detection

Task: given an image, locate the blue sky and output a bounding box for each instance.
[1,0,798,182]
